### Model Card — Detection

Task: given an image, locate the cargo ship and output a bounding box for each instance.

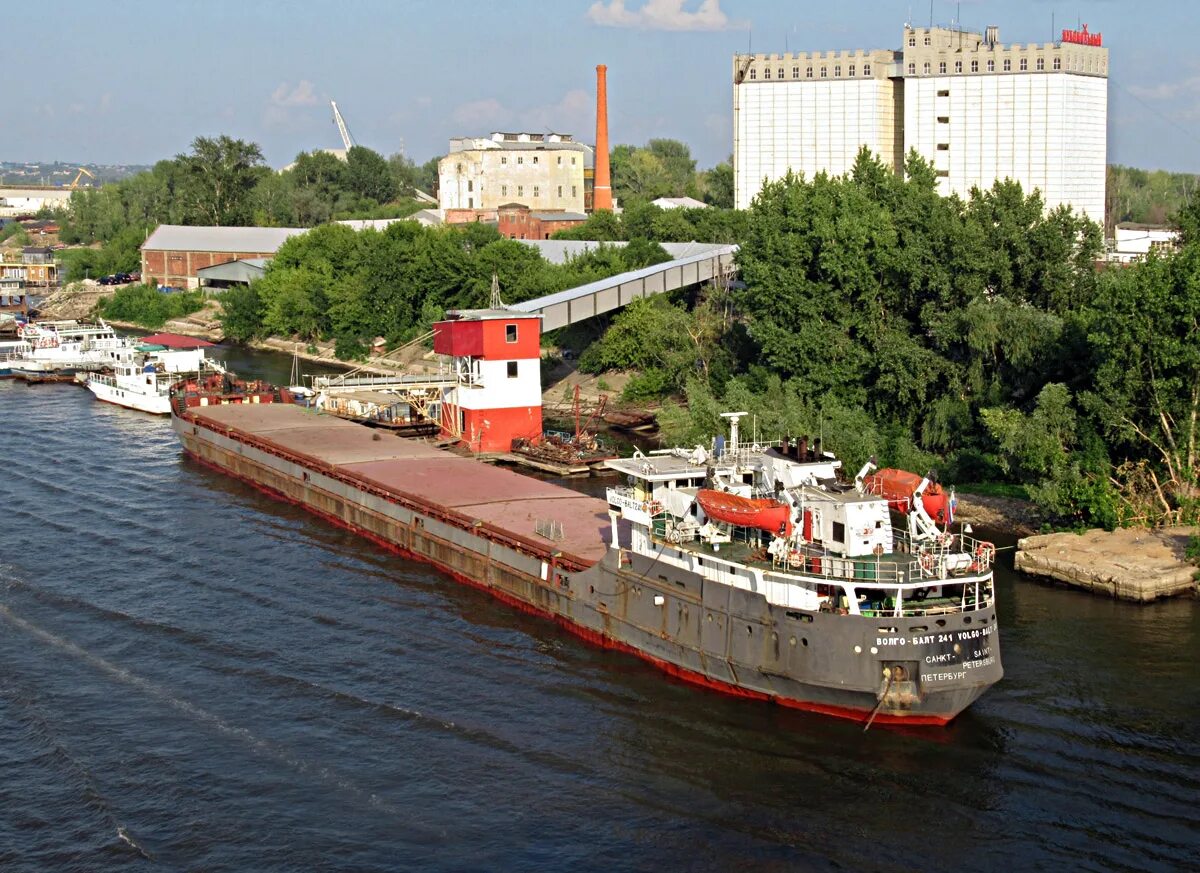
[168,310,1001,725]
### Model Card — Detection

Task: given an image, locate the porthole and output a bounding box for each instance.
[802,638,809,647]
[963,616,972,625]
[746,625,753,635]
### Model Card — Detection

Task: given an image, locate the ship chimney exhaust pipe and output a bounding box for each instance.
[593,64,613,212]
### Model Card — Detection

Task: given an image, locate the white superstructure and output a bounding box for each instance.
[87,343,222,414]
[9,320,129,375]
[734,23,1108,220]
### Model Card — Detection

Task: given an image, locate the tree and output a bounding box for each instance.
[346,145,398,203]
[700,158,734,208]
[177,135,268,226]
[1085,243,1200,513]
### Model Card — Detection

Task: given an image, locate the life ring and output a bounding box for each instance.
[974,541,996,564]
[645,500,663,516]
[919,553,936,573]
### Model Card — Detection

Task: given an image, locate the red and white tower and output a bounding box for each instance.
[433,309,544,453]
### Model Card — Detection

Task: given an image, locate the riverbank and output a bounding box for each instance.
[1015,526,1199,602]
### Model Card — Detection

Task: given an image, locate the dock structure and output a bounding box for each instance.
[1015,527,1200,601]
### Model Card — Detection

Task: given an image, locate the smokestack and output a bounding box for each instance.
[593,64,613,212]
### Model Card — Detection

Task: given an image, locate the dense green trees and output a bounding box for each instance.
[580,147,1200,526]
[221,221,669,355]
[607,139,734,208]
[1107,164,1199,230]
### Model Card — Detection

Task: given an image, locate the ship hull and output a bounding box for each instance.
[173,408,1001,725]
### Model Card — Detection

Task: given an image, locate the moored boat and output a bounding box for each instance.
[9,319,129,381]
[168,374,1002,727]
[87,334,223,414]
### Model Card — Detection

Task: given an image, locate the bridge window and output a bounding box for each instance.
[506,323,518,342]
[832,522,845,543]
[507,361,518,378]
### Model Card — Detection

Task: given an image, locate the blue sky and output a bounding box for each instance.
[7,0,1199,172]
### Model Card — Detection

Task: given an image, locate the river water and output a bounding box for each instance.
[1,348,1197,872]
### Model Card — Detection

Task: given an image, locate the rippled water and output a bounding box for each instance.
[1,361,1197,872]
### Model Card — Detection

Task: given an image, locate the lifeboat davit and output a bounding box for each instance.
[697,489,792,537]
[863,469,951,523]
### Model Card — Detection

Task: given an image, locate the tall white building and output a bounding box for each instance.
[733,24,1108,220]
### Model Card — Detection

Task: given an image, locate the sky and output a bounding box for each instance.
[6,0,1199,173]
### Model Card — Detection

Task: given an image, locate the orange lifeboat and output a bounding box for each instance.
[863,469,950,523]
[697,489,792,537]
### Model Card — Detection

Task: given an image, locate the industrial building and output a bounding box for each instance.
[141,225,307,289]
[0,187,73,217]
[733,23,1108,220]
[497,204,588,239]
[438,132,592,218]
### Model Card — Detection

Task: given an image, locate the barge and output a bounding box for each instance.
[170,380,1002,725]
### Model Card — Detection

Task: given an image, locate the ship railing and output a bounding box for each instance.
[892,529,996,577]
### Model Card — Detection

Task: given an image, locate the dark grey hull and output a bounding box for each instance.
[174,414,1003,725]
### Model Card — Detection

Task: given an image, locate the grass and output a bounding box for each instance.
[956,482,1032,500]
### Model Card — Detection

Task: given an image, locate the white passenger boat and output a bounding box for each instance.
[0,338,32,377]
[8,320,130,380]
[86,334,222,414]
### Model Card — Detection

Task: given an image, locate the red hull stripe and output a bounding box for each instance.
[183,448,953,728]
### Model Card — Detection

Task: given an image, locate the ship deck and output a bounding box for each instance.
[189,403,613,566]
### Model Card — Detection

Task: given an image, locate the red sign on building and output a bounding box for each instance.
[1061,24,1102,47]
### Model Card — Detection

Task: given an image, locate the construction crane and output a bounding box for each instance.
[68,167,96,189]
[330,100,355,151]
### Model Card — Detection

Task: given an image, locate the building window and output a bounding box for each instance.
[848,64,855,76]
[1053,57,1061,70]
[467,180,473,192]
[834,65,841,77]
[987,59,994,71]
[955,60,962,73]
[806,66,813,78]
[863,63,871,76]
[937,115,949,124]
[572,157,576,165]
[935,169,949,178]
[557,156,562,165]
[792,66,799,78]
[505,323,518,343]
[936,143,949,150]
[467,197,473,208]
[820,66,827,78]
[970,60,978,72]
[1020,58,1028,71]
[1004,58,1011,71]
[517,185,523,196]
[456,163,463,172]
[572,185,577,197]
[764,67,771,79]
[1036,57,1044,70]
[532,156,538,164]
[908,35,916,47]
[939,61,946,73]
[506,361,518,378]
[923,62,930,75]
[533,186,539,197]
[907,62,915,75]
[557,185,562,198]
[517,156,523,164]
[777,67,784,79]
[749,68,756,80]
[500,156,507,165]
[924,35,931,46]
[501,185,507,197]
[937,89,949,96]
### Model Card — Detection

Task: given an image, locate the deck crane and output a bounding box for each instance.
[330,100,355,151]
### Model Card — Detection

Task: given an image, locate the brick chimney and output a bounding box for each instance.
[593,64,613,212]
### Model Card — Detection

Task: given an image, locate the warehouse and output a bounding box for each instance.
[140,225,306,289]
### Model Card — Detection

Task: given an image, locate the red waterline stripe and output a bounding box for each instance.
[183,448,955,728]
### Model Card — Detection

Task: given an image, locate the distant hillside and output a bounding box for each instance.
[1107,164,1199,231]
[0,161,152,187]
